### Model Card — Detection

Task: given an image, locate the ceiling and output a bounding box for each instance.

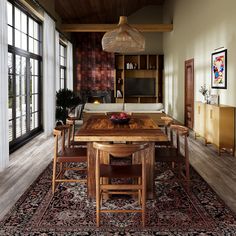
[55,0,165,24]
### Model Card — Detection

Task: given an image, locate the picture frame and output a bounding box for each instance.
[211,49,227,89]
[209,94,219,105]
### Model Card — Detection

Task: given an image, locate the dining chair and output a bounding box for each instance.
[66,117,87,148]
[155,116,174,148]
[93,141,149,227]
[155,124,190,190]
[52,125,87,193]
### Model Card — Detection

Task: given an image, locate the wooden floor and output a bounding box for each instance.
[0,131,236,221]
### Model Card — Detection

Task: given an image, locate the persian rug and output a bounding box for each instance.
[0,162,236,236]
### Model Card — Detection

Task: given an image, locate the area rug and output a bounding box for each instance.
[0,162,236,236]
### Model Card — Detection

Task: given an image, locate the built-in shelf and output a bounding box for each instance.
[114,54,163,103]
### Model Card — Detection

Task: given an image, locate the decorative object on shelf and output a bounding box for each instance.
[211,49,227,89]
[116,90,123,98]
[209,94,219,105]
[199,84,210,103]
[102,16,145,53]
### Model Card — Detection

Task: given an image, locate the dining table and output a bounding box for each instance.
[74,114,168,199]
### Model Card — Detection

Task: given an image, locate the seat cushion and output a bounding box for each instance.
[124,103,164,112]
[84,103,124,112]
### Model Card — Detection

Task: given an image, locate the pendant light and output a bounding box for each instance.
[102,16,145,53]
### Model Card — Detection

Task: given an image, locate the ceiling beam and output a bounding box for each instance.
[61,24,173,32]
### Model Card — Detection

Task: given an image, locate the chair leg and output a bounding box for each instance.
[52,159,57,194]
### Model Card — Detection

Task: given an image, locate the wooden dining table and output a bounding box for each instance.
[74,114,168,199]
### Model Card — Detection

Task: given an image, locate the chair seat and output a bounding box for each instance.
[100,164,142,178]
[58,147,87,162]
[155,147,184,163]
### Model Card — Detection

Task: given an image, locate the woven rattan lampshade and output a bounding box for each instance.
[102,16,145,53]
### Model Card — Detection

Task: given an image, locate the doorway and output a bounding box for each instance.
[184,59,194,129]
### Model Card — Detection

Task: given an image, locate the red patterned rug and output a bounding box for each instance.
[0,162,236,235]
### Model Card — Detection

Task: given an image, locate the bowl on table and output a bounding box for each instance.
[109,112,131,124]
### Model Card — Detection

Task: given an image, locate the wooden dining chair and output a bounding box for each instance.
[52,125,87,193]
[93,141,149,227]
[155,116,174,147]
[155,124,190,190]
[66,118,87,148]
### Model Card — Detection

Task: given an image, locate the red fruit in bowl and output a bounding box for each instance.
[111,114,117,119]
[119,112,128,118]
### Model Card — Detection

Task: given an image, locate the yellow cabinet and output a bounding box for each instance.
[206,104,235,155]
[195,102,235,156]
[194,102,206,142]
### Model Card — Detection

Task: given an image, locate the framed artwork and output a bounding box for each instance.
[211,49,227,89]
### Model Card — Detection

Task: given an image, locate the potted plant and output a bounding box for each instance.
[56,88,80,124]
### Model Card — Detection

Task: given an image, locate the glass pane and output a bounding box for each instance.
[60,57,65,66]
[34,21,39,39]
[34,76,38,93]
[8,26,13,45]
[29,37,34,53]
[9,120,13,142]
[60,45,65,57]
[15,76,20,96]
[14,7,21,30]
[8,75,13,96]
[22,115,27,135]
[28,18,34,37]
[8,97,13,120]
[7,2,13,26]
[15,30,21,48]
[22,33,27,51]
[35,112,38,127]
[31,95,35,112]
[34,60,38,75]
[8,53,13,74]
[21,57,26,75]
[60,79,64,89]
[32,94,38,112]
[21,75,26,95]
[15,55,21,75]
[21,12,27,34]
[30,58,34,75]
[60,68,64,78]
[15,96,21,118]
[30,76,34,95]
[21,96,26,116]
[16,118,21,138]
[34,39,39,54]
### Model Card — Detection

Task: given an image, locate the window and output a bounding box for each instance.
[59,43,66,89]
[7,1,42,152]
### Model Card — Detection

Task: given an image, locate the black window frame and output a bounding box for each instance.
[7,0,43,153]
[59,42,67,89]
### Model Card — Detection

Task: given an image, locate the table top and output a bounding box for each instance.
[74,115,168,142]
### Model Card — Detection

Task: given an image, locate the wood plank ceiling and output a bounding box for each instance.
[55,0,165,24]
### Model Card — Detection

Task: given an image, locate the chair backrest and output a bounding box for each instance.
[66,118,75,144]
[170,124,189,157]
[93,142,149,158]
[53,125,71,153]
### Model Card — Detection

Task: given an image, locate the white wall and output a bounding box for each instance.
[128,6,163,54]
[163,0,236,123]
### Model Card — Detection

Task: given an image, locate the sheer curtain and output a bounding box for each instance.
[66,41,73,90]
[55,31,60,91]
[43,13,56,135]
[0,0,9,171]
